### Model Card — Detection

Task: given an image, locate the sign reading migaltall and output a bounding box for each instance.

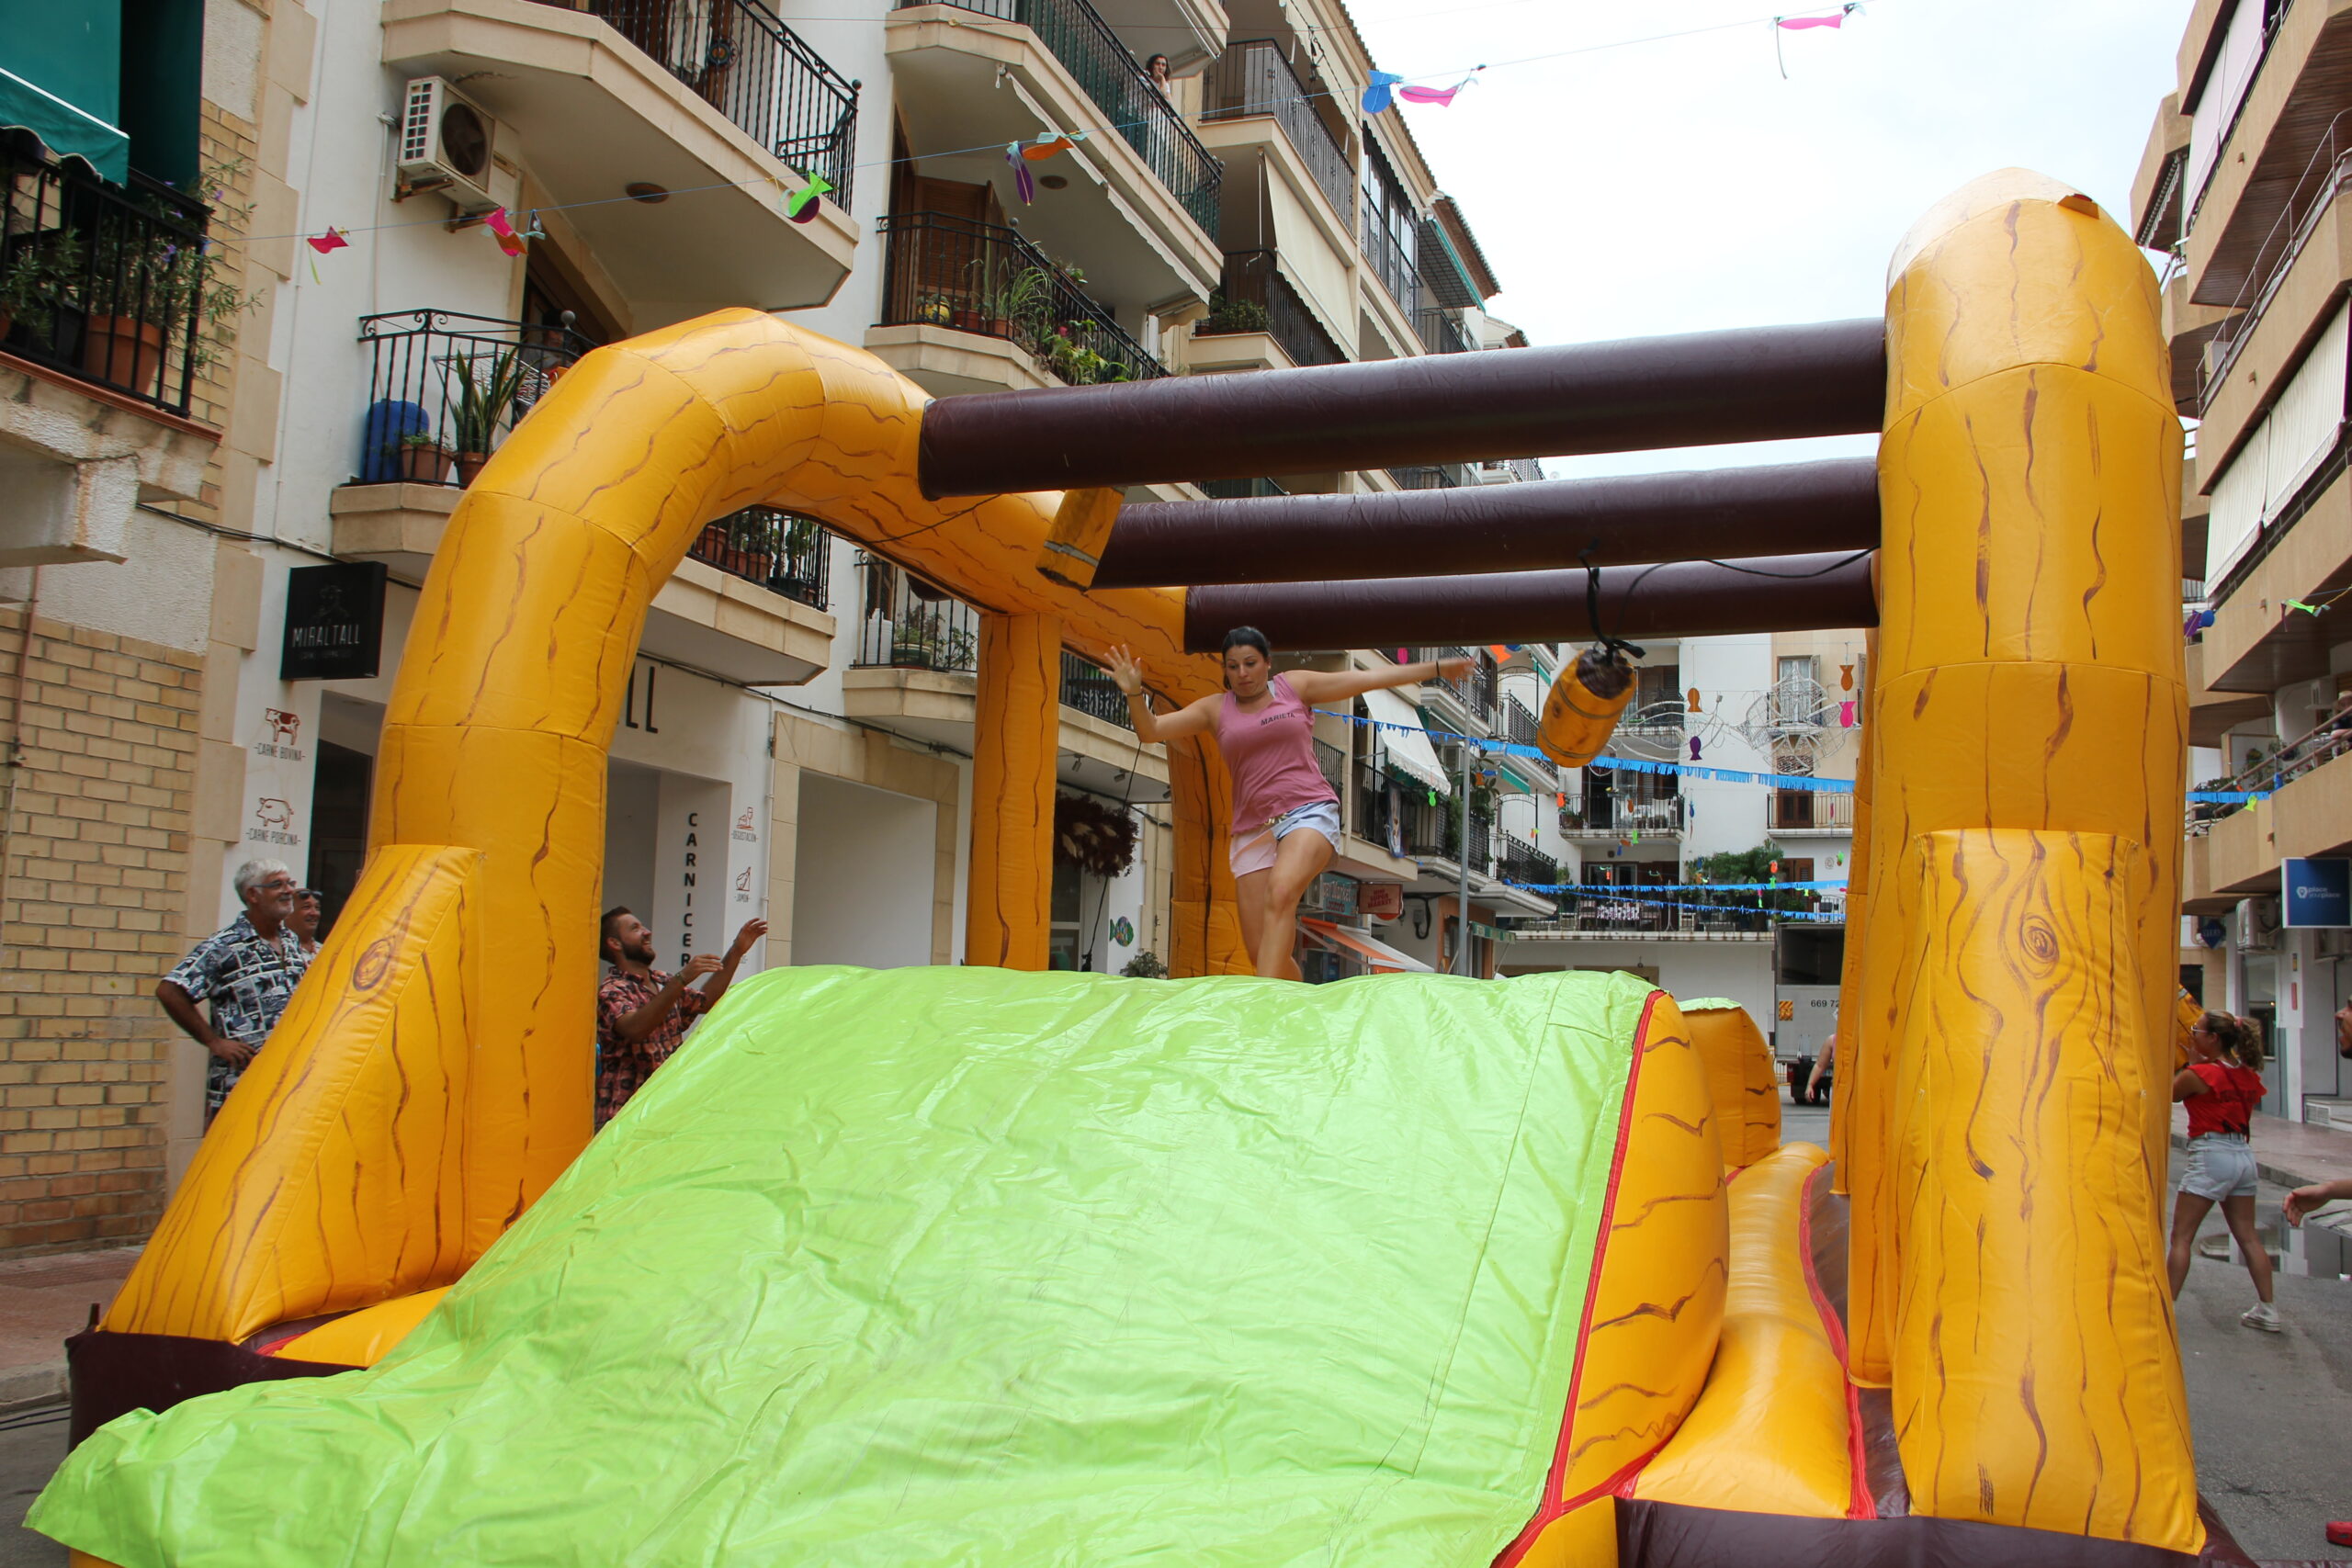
[280,562,389,681]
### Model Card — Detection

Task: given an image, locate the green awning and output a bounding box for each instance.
[0,65,129,183]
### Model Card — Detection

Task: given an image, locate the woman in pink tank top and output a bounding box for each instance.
[1104,629,1470,979]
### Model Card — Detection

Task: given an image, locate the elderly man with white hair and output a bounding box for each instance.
[156,860,311,1125]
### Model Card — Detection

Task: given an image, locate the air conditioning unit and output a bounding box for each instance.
[397,77,500,212]
[2239,896,2282,952]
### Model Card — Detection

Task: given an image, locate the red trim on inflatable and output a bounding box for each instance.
[1493,988,1667,1568]
[1800,1162,1875,1520]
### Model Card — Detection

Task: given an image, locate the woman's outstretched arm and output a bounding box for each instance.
[1103,645,1217,742]
[1288,654,1474,705]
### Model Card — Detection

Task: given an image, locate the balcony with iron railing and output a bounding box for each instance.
[1768,788,1856,836]
[1562,790,1686,840]
[1498,833,1556,889]
[1507,884,1818,940]
[551,0,861,209]
[1200,40,1354,221]
[1060,650,1133,728]
[891,0,1221,236]
[1414,647,1497,730]
[687,507,831,610]
[1198,477,1289,500]
[0,141,216,418]
[351,310,594,486]
[877,211,1169,386]
[1362,211,1422,319]
[1388,465,1466,491]
[1194,250,1349,369]
[387,0,858,310]
[853,553,982,673]
[1413,304,1476,356]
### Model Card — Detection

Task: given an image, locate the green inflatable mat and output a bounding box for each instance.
[35,964,1655,1567]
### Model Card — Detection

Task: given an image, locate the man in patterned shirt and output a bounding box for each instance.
[156,860,311,1124]
[594,907,767,1127]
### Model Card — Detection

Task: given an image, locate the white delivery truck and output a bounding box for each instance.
[1772,924,1844,1104]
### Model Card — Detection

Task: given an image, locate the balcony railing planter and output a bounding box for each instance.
[894,0,1221,236]
[854,552,981,672]
[687,506,832,610]
[1198,250,1347,368]
[355,310,594,485]
[0,142,243,416]
[878,211,1168,385]
[566,0,862,211]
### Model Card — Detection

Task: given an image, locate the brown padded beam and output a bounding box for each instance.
[1091,458,1879,589]
[1182,551,1876,652]
[918,319,1886,498]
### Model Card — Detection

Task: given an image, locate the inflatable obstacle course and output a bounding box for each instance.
[38,170,2244,1566]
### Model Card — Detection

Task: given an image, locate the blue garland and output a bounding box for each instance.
[1498,885,1845,923]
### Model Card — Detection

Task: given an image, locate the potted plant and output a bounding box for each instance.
[1198,293,1271,335]
[74,161,260,395]
[445,347,530,484]
[0,231,84,344]
[399,432,455,484]
[987,265,1057,347]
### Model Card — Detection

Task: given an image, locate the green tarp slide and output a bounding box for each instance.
[35,965,1654,1567]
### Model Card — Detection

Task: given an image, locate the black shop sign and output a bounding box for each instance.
[279,562,389,681]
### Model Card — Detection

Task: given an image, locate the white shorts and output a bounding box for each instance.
[1229,799,1342,878]
[2180,1134,2257,1201]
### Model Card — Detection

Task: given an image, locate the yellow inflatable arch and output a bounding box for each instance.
[84,169,2212,1562]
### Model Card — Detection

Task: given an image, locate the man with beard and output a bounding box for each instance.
[594,908,766,1126]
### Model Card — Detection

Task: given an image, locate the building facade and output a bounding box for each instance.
[2136,0,2352,1130]
[0,0,1549,1253]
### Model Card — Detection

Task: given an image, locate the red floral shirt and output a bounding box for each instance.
[595,968,710,1127]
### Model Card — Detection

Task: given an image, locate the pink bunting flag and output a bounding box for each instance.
[305,228,348,254]
[1396,66,1485,107]
[1776,7,1850,28]
[481,206,527,258]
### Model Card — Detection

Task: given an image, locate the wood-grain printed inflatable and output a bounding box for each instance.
[38,173,2249,1568]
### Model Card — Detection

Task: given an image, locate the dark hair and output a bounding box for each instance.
[599,906,633,953]
[2196,1010,2265,1071]
[1146,52,1170,73]
[1220,626,1272,660]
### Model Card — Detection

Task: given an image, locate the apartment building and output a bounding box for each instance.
[2135,0,2352,1127]
[0,0,1532,1251]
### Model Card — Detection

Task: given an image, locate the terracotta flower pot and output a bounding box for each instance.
[455,451,489,486]
[401,445,455,484]
[80,314,166,394]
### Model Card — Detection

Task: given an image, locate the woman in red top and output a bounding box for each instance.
[1106,630,1470,980]
[2166,1010,2278,1331]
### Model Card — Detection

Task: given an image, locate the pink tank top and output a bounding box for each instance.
[1216,674,1337,834]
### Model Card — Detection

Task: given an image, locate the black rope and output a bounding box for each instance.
[1580,545,1645,663]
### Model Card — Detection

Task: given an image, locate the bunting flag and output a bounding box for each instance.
[1396,67,1486,107]
[481,207,527,258]
[1005,131,1086,204]
[785,175,833,223]
[1362,71,1405,114]
[305,228,348,254]
[1776,5,1856,27]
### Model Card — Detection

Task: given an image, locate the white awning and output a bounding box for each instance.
[1302,919,1437,975]
[1363,687,1451,796]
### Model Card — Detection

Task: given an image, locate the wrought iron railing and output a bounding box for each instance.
[353,310,594,484]
[1416,647,1495,721]
[852,551,980,671]
[1201,40,1353,220]
[1499,833,1555,889]
[1768,788,1856,834]
[1354,761,1408,858]
[0,142,214,415]
[1500,694,1541,752]
[895,0,1220,235]
[1413,305,1475,355]
[1399,799,1489,871]
[2195,106,2352,410]
[1514,885,1811,935]
[1361,212,1422,315]
[687,507,831,609]
[1198,249,1348,367]
[1563,789,1685,838]
[877,211,1168,384]
[1389,465,1464,491]
[1060,650,1132,728]
[1474,457,1545,483]
[568,0,860,209]
[1198,477,1289,499]
[1313,737,1346,795]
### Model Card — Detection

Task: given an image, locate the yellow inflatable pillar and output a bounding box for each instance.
[1678,998,1781,1168]
[1888,829,2195,1547]
[1860,171,2190,1550]
[968,612,1062,971]
[1165,732,1249,976]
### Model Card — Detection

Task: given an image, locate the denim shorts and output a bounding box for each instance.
[2181,1134,2258,1201]
[1229,799,1342,877]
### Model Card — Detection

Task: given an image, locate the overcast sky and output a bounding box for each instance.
[1347,0,2197,476]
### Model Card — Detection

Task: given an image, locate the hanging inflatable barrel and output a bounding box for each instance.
[1538,643,1635,768]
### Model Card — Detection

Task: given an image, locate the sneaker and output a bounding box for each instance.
[2241,1301,2283,1333]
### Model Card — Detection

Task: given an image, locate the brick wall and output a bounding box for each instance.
[0,610,201,1256]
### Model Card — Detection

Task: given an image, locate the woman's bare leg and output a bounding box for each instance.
[2167,1190,2215,1299]
[1235,866,1269,969]
[2219,1192,2275,1303]
[1254,830,1335,980]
